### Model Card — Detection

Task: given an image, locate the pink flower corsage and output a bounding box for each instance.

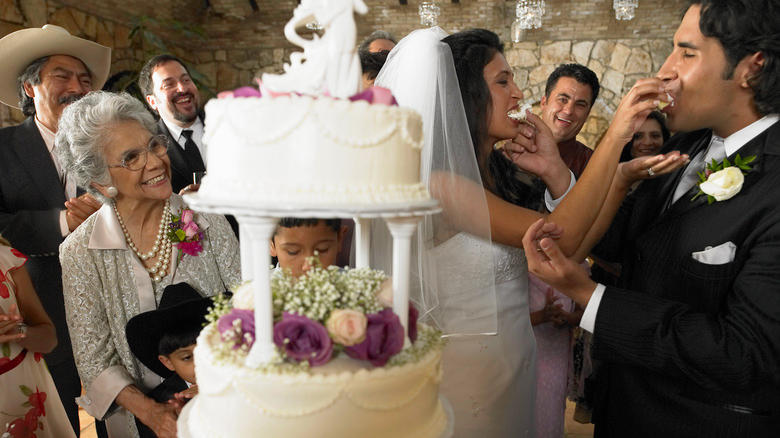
[167,209,204,258]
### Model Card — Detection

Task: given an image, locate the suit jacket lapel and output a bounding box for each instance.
[657,124,773,223]
[159,118,190,180]
[13,118,66,206]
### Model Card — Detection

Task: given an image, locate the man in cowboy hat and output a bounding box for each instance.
[0,24,111,434]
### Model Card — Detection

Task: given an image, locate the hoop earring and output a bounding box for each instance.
[106,186,118,198]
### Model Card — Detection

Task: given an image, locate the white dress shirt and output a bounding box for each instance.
[161,117,207,166]
[35,117,76,236]
[580,114,780,333]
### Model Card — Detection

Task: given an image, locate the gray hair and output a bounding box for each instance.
[17,56,49,117]
[358,30,397,56]
[55,91,159,203]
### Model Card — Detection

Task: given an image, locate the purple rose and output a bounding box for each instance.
[408,303,419,343]
[217,309,255,350]
[273,313,333,366]
[345,308,404,366]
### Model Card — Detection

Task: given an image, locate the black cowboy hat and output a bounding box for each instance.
[126,282,219,378]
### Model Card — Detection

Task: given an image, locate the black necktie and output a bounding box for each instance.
[181,129,206,172]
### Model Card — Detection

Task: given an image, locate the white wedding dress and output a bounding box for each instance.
[431,233,536,438]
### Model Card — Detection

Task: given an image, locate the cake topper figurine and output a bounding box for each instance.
[261,0,368,99]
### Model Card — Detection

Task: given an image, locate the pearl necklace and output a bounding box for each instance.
[113,200,172,282]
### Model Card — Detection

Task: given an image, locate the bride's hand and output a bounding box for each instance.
[605,78,668,146]
[617,151,689,188]
[502,113,570,192]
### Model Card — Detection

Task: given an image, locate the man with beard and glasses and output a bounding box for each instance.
[139,54,205,194]
[0,24,110,435]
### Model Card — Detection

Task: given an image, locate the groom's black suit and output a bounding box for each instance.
[157,117,203,194]
[0,117,81,432]
[592,121,780,436]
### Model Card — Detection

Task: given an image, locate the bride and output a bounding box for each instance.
[376,28,682,436]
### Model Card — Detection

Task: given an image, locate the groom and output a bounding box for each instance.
[524,0,780,436]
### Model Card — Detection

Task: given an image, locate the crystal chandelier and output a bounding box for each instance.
[613,0,639,20]
[511,0,545,42]
[419,2,441,27]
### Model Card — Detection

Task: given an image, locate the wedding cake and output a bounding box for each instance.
[180,1,449,437]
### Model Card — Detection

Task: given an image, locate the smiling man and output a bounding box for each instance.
[139,54,204,194]
[0,24,111,435]
[524,0,780,436]
[540,63,600,178]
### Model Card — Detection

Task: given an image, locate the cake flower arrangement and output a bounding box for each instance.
[212,258,419,367]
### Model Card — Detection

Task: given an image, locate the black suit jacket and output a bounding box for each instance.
[158,117,203,194]
[592,121,780,436]
[0,117,74,367]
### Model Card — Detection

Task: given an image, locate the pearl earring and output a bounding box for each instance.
[106,186,118,198]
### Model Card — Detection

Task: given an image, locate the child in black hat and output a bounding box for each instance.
[126,282,217,437]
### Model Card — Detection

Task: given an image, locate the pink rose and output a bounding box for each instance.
[326,310,367,346]
[217,309,255,350]
[181,209,194,224]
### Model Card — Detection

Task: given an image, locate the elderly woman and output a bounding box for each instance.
[56,91,240,438]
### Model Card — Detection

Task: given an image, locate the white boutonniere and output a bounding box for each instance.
[692,154,756,204]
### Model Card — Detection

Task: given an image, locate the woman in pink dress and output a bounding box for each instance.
[0,235,75,438]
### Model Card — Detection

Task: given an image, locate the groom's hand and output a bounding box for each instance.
[523,218,596,307]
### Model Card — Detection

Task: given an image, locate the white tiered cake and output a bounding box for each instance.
[181,1,449,437]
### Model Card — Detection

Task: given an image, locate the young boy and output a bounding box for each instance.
[271,218,347,276]
[125,282,216,437]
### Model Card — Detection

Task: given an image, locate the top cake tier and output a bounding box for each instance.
[196,94,431,210]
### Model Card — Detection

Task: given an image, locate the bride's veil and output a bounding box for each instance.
[373,27,497,336]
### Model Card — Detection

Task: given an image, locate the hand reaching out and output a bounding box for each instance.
[65,193,101,232]
[0,303,25,344]
[523,218,596,307]
[618,152,689,188]
[502,112,566,180]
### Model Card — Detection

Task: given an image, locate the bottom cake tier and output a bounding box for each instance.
[181,323,447,438]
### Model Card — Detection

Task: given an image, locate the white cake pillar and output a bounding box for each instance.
[240,216,279,367]
[384,216,422,348]
[239,222,254,281]
[354,218,371,269]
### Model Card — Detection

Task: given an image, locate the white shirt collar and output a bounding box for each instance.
[722,114,779,157]
[162,117,204,145]
[88,195,208,250]
[34,116,56,153]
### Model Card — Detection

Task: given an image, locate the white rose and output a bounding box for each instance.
[326,309,367,346]
[232,281,255,310]
[699,167,744,201]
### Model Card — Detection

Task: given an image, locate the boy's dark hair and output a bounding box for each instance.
[158,328,199,357]
[138,54,192,102]
[276,218,342,235]
[360,50,390,81]
[544,63,600,106]
[688,0,780,115]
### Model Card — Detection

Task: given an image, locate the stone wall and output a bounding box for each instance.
[1,0,683,139]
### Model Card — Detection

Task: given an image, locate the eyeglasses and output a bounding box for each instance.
[108,135,169,171]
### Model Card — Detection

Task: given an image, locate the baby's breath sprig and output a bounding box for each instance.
[205,293,233,325]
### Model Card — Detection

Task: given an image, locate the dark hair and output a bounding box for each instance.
[544,63,600,106]
[138,54,192,102]
[358,30,397,56]
[688,0,780,114]
[360,50,390,81]
[158,328,199,357]
[17,56,50,116]
[620,111,671,162]
[276,218,342,235]
[442,29,536,207]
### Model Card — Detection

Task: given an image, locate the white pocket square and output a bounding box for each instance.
[691,241,737,265]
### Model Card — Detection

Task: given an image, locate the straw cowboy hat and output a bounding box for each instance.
[0,24,111,108]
